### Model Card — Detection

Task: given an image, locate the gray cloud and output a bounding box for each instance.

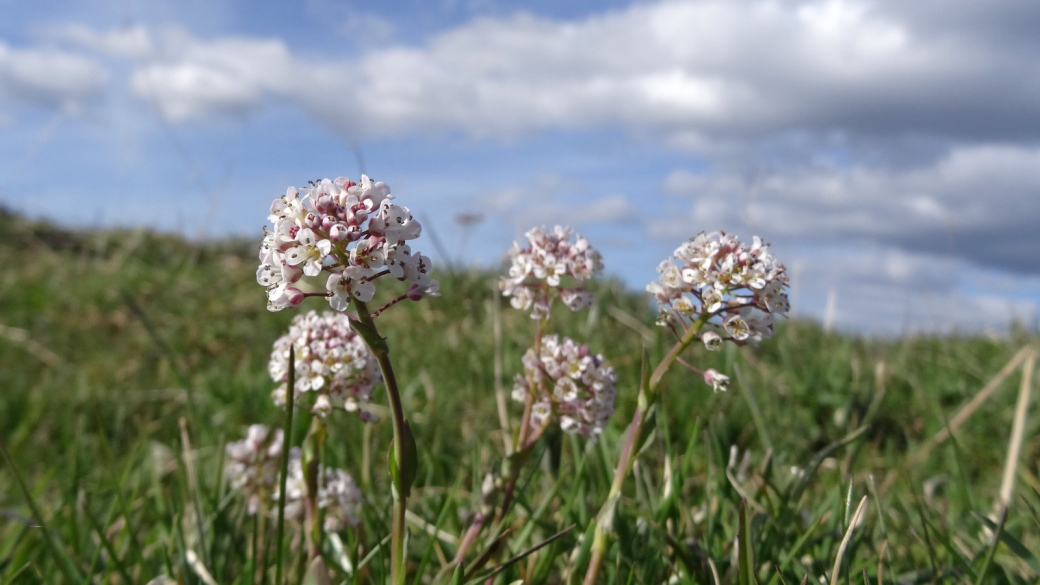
[661,144,1040,275]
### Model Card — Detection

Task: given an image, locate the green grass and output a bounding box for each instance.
[1,209,1038,583]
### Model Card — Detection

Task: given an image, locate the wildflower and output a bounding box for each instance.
[224,425,284,515]
[701,331,722,351]
[269,310,382,420]
[512,335,617,439]
[257,176,438,313]
[647,231,789,346]
[703,369,729,392]
[270,453,363,531]
[500,225,604,319]
[321,468,364,531]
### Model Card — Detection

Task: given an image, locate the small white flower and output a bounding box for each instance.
[703,369,729,392]
[701,331,722,351]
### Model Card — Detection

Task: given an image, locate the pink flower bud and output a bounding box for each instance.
[329,223,349,242]
[703,369,729,392]
[285,286,305,307]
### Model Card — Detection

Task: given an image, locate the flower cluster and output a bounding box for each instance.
[648,231,789,345]
[224,425,285,515]
[272,450,364,531]
[500,226,603,319]
[269,311,381,421]
[257,175,439,313]
[512,335,617,439]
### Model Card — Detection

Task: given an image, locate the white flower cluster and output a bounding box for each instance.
[648,231,789,345]
[224,424,284,515]
[274,452,364,532]
[257,175,439,313]
[500,226,604,319]
[512,335,617,439]
[269,311,381,421]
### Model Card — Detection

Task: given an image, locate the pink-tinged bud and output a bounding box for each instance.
[322,215,336,232]
[406,281,441,300]
[329,223,349,242]
[315,195,332,214]
[305,213,321,229]
[285,286,305,307]
[703,368,729,392]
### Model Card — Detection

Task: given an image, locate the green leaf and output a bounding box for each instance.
[737,499,756,585]
[974,507,1008,585]
[389,419,420,499]
[349,315,389,354]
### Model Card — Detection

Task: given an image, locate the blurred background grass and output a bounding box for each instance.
[1,207,1038,583]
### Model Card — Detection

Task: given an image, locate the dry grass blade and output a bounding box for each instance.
[708,558,721,585]
[0,322,61,366]
[881,345,1035,494]
[186,549,218,585]
[606,305,655,344]
[405,509,459,546]
[830,495,868,584]
[997,349,1035,514]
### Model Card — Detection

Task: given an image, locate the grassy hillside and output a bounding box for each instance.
[1,209,1038,583]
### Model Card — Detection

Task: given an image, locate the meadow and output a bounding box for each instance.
[1,206,1038,584]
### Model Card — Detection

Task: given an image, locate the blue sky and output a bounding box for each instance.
[3,0,1040,334]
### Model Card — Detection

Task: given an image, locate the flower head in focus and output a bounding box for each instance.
[500,225,604,319]
[224,425,284,515]
[511,335,617,439]
[269,310,382,421]
[648,231,789,345]
[258,176,437,314]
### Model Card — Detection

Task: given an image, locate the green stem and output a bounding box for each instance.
[351,300,410,585]
[274,345,297,585]
[303,417,327,562]
[583,316,707,584]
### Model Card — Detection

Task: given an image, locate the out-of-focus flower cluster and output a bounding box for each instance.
[275,452,364,532]
[269,311,381,421]
[512,335,617,439]
[225,425,363,530]
[648,231,789,345]
[257,175,439,313]
[224,424,285,515]
[500,226,603,319]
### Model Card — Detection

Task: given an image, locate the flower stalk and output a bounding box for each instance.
[583,316,706,584]
[350,299,415,585]
[274,345,297,585]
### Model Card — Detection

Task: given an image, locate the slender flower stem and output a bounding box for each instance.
[448,315,547,572]
[351,299,409,585]
[303,417,327,562]
[583,315,707,584]
[274,345,297,585]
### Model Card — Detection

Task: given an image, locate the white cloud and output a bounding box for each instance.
[51,0,1034,143]
[0,41,107,111]
[479,175,635,231]
[54,24,154,59]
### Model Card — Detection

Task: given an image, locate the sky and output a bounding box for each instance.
[2,0,1039,335]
